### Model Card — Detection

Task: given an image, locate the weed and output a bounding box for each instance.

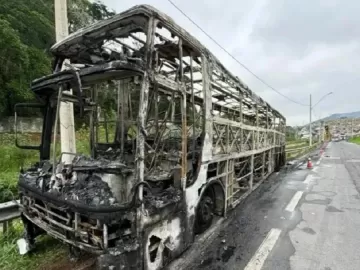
[0,222,66,270]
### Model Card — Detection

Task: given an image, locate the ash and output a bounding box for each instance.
[144,186,182,214]
[73,155,129,169]
[63,173,117,206]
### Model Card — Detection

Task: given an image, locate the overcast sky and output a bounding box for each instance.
[101,0,360,126]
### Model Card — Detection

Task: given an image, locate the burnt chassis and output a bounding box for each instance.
[17,60,194,270]
[19,178,185,269]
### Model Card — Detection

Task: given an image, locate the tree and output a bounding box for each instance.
[0,0,115,117]
[0,0,55,49]
[0,19,29,116]
[68,0,115,32]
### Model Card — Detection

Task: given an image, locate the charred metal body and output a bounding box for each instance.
[16,5,286,270]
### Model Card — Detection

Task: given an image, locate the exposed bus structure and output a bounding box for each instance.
[16,5,286,270]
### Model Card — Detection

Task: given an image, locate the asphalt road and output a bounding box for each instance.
[168,141,360,270]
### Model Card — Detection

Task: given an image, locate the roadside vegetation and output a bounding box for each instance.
[0,221,66,270]
[0,134,38,203]
[286,139,308,148]
[349,136,360,145]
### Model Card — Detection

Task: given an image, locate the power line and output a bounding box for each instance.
[167,0,308,106]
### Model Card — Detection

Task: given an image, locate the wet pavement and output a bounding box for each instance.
[168,141,360,270]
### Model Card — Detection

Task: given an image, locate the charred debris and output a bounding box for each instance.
[21,154,182,212]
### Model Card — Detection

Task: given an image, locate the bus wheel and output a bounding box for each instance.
[195,192,215,234]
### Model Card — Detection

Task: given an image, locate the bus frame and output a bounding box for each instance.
[16,5,286,270]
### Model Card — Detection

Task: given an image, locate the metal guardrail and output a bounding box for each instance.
[285,141,321,160]
[286,145,309,153]
[0,200,20,233]
[286,142,307,148]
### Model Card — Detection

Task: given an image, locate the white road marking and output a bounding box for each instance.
[244,228,282,270]
[285,191,303,212]
[303,175,313,184]
[346,159,360,163]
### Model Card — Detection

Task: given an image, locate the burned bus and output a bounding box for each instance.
[15,5,286,270]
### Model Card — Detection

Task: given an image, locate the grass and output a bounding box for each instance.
[349,136,360,145]
[286,139,307,144]
[286,142,307,150]
[0,222,67,270]
[0,133,39,203]
[286,138,309,147]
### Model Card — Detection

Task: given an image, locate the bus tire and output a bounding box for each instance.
[194,191,215,235]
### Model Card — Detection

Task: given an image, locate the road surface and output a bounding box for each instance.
[168,141,360,270]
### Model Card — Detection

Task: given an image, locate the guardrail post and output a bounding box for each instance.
[0,200,20,233]
[3,220,13,233]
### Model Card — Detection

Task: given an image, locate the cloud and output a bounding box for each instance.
[101,0,360,125]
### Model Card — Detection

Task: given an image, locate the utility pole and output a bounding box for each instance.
[55,0,76,164]
[309,94,312,146]
[308,91,333,145]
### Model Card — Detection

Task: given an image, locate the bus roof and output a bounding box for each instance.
[50,4,285,120]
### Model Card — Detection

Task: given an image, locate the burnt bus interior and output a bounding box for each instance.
[16,5,286,269]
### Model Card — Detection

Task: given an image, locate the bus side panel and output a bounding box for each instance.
[143,210,187,270]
